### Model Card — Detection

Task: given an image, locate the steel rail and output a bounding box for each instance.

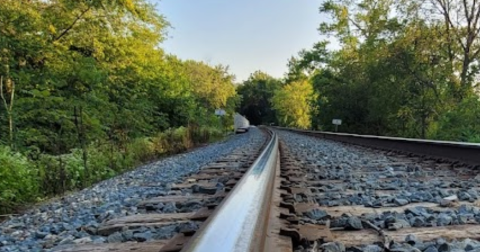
[181,129,279,252]
[277,127,480,165]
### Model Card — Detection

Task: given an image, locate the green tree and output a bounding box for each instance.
[237,71,282,125]
[271,80,316,129]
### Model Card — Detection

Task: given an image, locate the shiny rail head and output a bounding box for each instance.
[181,130,278,252]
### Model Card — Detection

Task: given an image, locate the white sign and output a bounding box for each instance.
[215,109,226,116]
[332,119,342,125]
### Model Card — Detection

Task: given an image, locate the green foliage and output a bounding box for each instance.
[183,61,237,110]
[237,0,480,143]
[237,71,283,125]
[0,146,37,207]
[0,0,237,213]
[430,97,480,142]
[0,125,223,213]
[271,0,480,140]
[271,80,316,129]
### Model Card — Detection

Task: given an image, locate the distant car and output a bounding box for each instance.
[234,113,250,133]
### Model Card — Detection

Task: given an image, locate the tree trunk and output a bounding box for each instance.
[8,112,13,146]
[0,76,15,148]
[459,53,471,99]
[74,106,89,186]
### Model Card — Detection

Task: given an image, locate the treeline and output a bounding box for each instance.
[238,0,480,143]
[0,0,237,212]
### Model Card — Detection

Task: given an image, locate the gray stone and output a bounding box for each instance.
[58,235,75,245]
[162,202,177,213]
[468,189,478,199]
[345,216,363,230]
[371,199,384,208]
[84,225,97,235]
[362,244,383,252]
[330,217,347,228]
[458,191,472,201]
[320,242,346,252]
[34,231,49,239]
[184,200,203,208]
[73,237,92,244]
[410,216,425,227]
[197,185,218,195]
[439,199,452,207]
[107,232,124,243]
[328,200,340,207]
[305,209,330,220]
[473,207,480,215]
[406,207,424,216]
[395,198,409,206]
[405,234,420,245]
[437,214,452,226]
[438,243,452,252]
[177,222,198,233]
[133,231,152,242]
[460,239,478,251]
[424,246,439,252]
[387,219,410,230]
[390,242,417,252]
[92,236,106,244]
[459,204,472,214]
[122,230,134,241]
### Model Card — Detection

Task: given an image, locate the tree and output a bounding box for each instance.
[271,80,316,129]
[425,0,480,98]
[183,61,236,110]
[237,71,282,125]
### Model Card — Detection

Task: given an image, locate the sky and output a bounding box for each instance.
[151,0,327,82]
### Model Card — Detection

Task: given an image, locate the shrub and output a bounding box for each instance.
[0,146,37,209]
[0,125,225,214]
[431,97,480,142]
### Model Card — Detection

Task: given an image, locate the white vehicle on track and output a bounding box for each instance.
[234,113,250,133]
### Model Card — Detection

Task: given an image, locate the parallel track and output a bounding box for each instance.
[273,129,480,252]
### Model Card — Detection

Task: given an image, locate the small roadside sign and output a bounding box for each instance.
[332,119,342,132]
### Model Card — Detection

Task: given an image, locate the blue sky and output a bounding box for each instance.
[152,0,326,82]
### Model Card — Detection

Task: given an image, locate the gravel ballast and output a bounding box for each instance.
[277,130,480,252]
[0,128,266,252]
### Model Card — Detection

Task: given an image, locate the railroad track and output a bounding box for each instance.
[51,128,273,252]
[274,129,480,252]
[13,128,480,252]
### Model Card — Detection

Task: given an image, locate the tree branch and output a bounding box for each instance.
[53,6,91,42]
[472,2,480,38]
[9,80,14,111]
[462,0,471,26]
[435,0,467,51]
[348,16,367,38]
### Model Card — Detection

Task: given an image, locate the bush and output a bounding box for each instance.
[0,146,37,209]
[430,97,480,142]
[0,125,225,214]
